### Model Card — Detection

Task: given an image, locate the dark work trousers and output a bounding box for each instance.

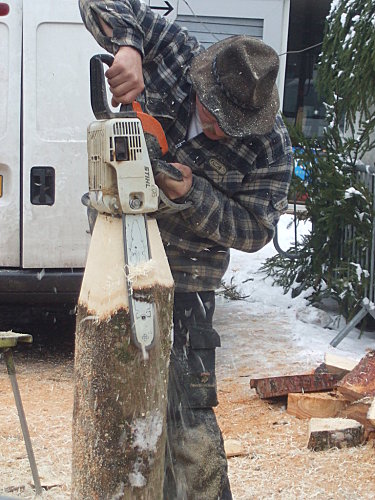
[163,291,232,500]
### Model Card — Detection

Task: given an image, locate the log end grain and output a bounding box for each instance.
[287,391,349,419]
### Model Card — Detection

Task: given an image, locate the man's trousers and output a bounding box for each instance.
[163,291,232,500]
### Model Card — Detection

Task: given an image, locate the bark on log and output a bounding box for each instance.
[287,391,349,419]
[337,350,375,401]
[72,215,174,500]
[307,418,365,451]
[250,372,341,399]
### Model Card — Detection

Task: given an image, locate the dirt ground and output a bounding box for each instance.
[0,301,374,499]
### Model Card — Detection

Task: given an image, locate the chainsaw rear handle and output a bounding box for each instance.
[90,54,136,120]
[90,54,169,156]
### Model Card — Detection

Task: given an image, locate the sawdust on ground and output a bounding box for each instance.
[0,346,374,500]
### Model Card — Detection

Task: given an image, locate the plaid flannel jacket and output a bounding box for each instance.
[79,0,294,292]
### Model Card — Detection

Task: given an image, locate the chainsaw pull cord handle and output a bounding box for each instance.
[90,54,136,120]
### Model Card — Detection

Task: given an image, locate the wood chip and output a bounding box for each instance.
[224,439,247,458]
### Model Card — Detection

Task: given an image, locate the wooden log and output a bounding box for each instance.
[287,391,349,419]
[307,418,365,451]
[338,396,373,426]
[72,215,174,500]
[368,398,375,427]
[250,372,341,399]
[337,350,375,401]
[324,352,359,377]
[337,396,375,439]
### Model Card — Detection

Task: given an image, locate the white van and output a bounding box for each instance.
[0,0,330,304]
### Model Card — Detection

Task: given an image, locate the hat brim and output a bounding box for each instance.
[190,39,280,137]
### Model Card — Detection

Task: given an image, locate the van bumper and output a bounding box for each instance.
[0,269,84,304]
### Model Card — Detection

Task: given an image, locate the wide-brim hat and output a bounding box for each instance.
[190,35,280,137]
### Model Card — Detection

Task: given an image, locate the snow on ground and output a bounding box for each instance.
[215,214,375,386]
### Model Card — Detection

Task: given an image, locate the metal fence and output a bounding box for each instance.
[331,163,375,346]
[273,162,375,347]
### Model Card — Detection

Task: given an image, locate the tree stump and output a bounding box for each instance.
[72,214,174,499]
[307,418,364,451]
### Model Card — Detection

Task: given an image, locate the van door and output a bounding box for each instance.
[0,1,22,266]
[22,0,99,268]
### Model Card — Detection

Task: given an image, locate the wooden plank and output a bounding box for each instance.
[0,332,33,349]
[337,350,375,401]
[307,418,365,451]
[250,372,341,399]
[287,391,349,419]
[324,352,359,376]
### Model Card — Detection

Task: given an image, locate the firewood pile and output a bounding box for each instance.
[250,350,375,451]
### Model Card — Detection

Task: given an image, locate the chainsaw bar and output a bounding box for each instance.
[122,213,155,350]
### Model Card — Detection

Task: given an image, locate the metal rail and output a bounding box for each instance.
[331,163,375,346]
[273,162,375,348]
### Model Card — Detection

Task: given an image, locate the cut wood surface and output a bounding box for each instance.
[337,350,375,401]
[79,215,173,318]
[368,398,375,426]
[250,372,341,398]
[307,418,365,451]
[324,352,359,376]
[287,391,349,419]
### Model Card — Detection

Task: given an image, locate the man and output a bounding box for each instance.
[79,1,293,498]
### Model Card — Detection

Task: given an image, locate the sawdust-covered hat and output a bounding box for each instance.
[190,35,280,137]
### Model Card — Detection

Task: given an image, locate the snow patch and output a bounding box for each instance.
[129,471,147,488]
[131,411,163,452]
[344,187,365,200]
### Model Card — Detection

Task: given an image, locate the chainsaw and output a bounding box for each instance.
[84,54,187,351]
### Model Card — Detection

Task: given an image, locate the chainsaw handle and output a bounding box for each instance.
[90,54,169,156]
[90,54,136,120]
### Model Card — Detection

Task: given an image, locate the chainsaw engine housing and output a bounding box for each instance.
[87,117,159,216]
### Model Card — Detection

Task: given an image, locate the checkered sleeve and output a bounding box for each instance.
[79,0,192,62]
[180,175,272,253]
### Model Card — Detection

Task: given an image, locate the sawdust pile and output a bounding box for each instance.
[0,351,374,499]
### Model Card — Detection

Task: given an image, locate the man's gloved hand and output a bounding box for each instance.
[105,46,145,107]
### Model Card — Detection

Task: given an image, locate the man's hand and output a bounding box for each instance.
[105,46,144,106]
[155,163,193,200]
